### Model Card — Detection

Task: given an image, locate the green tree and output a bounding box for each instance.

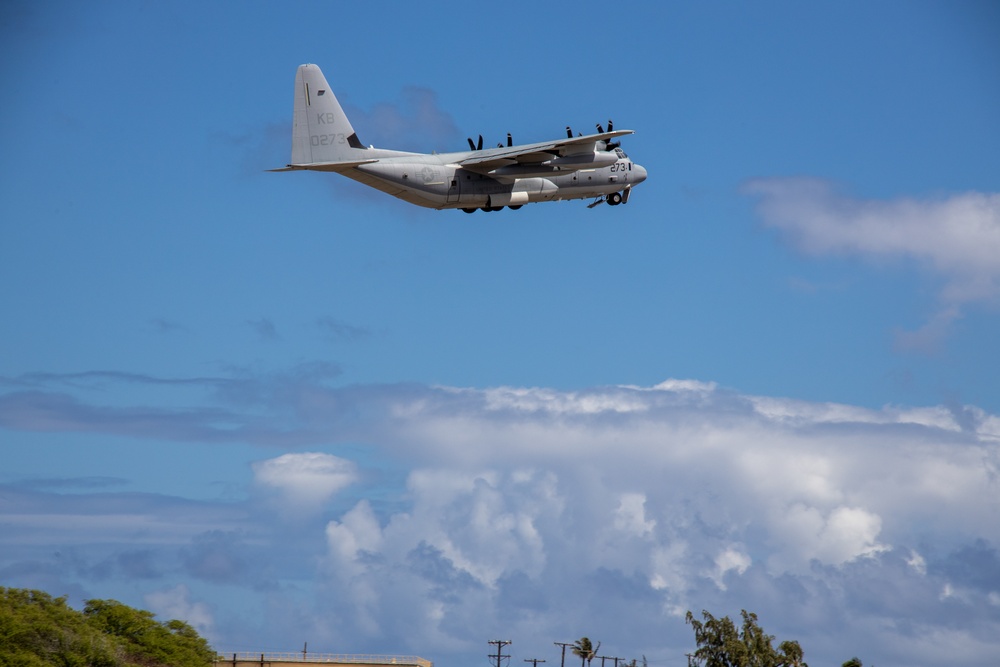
[0,588,118,667]
[684,609,807,667]
[84,598,215,667]
[571,637,601,667]
[0,587,214,667]
[841,659,862,667]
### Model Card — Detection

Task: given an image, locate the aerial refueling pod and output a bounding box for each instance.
[487,191,530,207]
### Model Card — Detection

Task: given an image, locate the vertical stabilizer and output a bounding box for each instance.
[291,64,366,165]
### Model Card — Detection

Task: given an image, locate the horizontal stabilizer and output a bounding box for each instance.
[269,159,379,173]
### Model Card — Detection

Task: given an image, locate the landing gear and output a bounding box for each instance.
[587,190,629,209]
[457,203,523,213]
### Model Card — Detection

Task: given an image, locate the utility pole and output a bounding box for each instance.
[685,653,695,667]
[489,640,513,667]
[524,659,547,667]
[554,642,574,667]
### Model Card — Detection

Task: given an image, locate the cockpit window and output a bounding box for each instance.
[615,148,629,159]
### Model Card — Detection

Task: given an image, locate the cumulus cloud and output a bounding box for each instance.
[3,371,1000,665]
[745,178,1000,348]
[253,452,358,511]
[768,504,888,572]
[144,584,215,638]
[709,546,751,590]
[303,380,1000,664]
[614,492,655,537]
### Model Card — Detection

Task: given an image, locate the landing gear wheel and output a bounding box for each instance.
[509,205,522,210]
[462,208,477,214]
[607,192,623,206]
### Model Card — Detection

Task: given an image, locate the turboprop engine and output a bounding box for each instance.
[542,151,618,169]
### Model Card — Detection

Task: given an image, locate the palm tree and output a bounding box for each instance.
[571,637,601,667]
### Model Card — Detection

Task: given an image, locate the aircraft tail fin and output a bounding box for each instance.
[290,64,367,165]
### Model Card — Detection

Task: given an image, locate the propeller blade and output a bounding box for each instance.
[566,126,573,138]
[477,134,483,150]
[596,123,604,134]
[607,119,613,132]
[507,132,512,147]
[467,137,476,151]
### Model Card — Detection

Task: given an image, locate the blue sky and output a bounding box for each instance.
[2,2,999,666]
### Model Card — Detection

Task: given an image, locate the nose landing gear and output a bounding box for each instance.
[587,188,629,208]
[587,187,631,209]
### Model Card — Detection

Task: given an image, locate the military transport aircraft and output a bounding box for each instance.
[272,64,646,212]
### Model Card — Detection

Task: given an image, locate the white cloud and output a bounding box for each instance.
[252,452,357,510]
[907,548,927,575]
[710,546,752,590]
[745,178,1000,347]
[5,375,1000,666]
[297,380,1000,664]
[770,504,888,571]
[614,492,655,537]
[144,584,214,638]
[326,499,383,566]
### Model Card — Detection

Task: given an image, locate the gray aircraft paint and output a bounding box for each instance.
[274,64,647,212]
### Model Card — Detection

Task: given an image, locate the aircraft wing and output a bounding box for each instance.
[456,130,633,172]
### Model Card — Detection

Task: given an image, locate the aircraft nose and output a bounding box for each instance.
[633,163,647,184]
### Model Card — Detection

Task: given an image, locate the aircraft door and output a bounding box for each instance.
[447,169,461,203]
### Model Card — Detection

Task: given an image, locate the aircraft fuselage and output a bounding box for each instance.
[346,148,646,210]
[274,64,647,212]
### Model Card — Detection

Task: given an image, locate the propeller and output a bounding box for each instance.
[597,119,621,150]
[469,133,512,150]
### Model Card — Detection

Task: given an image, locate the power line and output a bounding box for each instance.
[524,659,547,667]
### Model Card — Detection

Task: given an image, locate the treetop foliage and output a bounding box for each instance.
[0,587,215,667]
[685,609,807,667]
[571,637,601,666]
